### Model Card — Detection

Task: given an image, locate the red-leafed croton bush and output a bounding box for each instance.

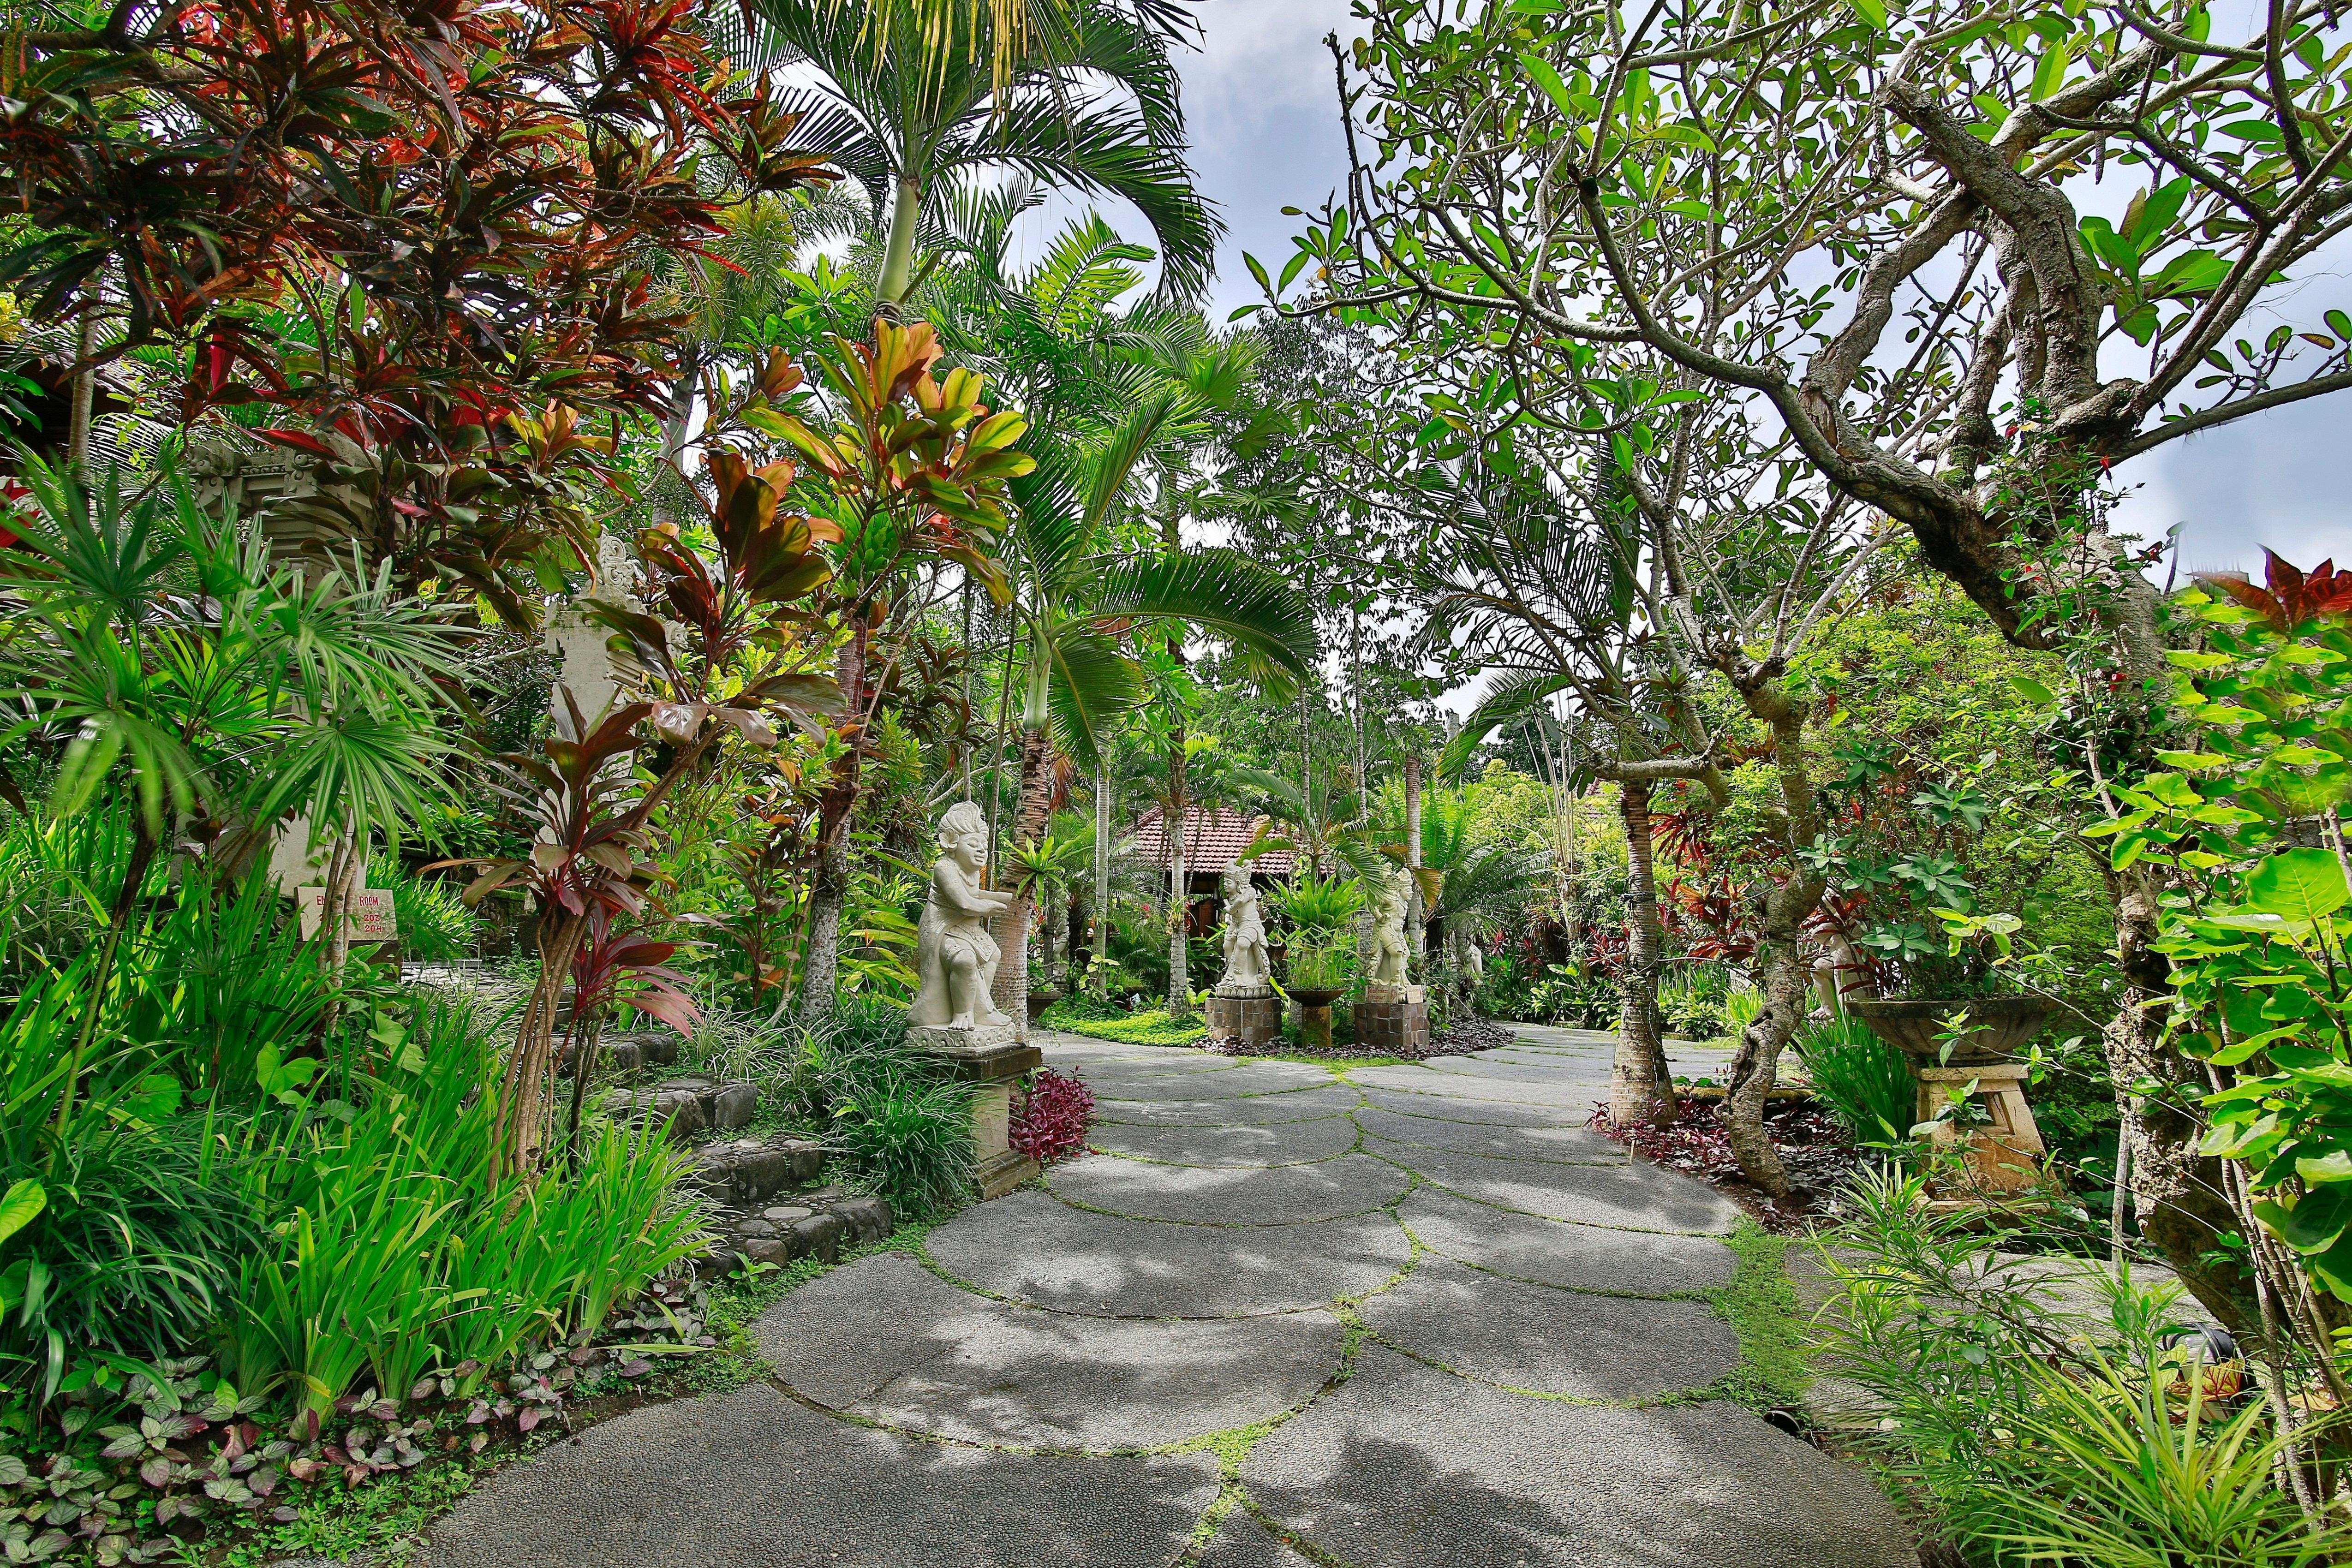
[1009,1070,1094,1164]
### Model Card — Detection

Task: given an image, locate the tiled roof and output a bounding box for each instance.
[1128,805,1294,878]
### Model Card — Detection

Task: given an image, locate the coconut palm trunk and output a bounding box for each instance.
[990,723,1054,1037]
[1164,732,1192,1017]
[798,628,867,1024]
[1091,762,1112,998]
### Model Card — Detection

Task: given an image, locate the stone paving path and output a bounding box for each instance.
[419,1025,1913,1568]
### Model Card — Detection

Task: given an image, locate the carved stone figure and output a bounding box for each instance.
[1368,868,1411,990]
[1460,934,1484,987]
[1215,864,1272,997]
[911,802,1015,1031]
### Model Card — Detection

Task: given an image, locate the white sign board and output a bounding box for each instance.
[298,886,399,944]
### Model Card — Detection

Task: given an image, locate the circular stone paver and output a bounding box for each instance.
[1399,1188,1737,1295]
[1093,1065,1336,1102]
[1093,1085,1366,1126]
[1369,1137,1741,1234]
[925,1192,1412,1317]
[419,1383,1223,1568]
[1088,1115,1361,1168]
[1351,1105,1623,1164]
[1241,1347,1914,1568]
[1049,1152,1411,1225]
[1359,1258,1736,1399]
[1357,1087,1604,1127]
[753,1255,1343,1450]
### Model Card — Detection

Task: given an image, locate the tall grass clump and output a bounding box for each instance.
[1794,1013,1914,1145]
[218,997,709,1415]
[1826,1170,2347,1566]
[0,956,256,1399]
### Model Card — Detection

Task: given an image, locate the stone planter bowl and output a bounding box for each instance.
[1286,987,1347,1011]
[1026,988,1062,1025]
[1847,996,2053,1070]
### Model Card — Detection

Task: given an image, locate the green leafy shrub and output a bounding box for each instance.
[1042,1007,1207,1047]
[1795,1014,1915,1145]
[219,997,706,1415]
[0,959,256,1398]
[1282,932,1353,992]
[385,870,482,962]
[828,1081,975,1218]
[1656,965,1731,1038]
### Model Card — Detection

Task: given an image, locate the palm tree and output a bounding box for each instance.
[740,0,1218,307]
[985,445,1314,1031]
[1410,790,1541,1006]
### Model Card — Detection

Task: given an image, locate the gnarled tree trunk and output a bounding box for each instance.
[1611,782,1676,1128]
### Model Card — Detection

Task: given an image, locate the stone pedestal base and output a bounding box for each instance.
[909,1021,1019,1058]
[1354,987,1430,1055]
[1206,990,1282,1049]
[914,1033,1041,1200]
[1917,1064,2046,1197]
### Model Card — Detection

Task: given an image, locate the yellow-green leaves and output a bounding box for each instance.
[2245,847,2351,924]
[0,1180,44,1248]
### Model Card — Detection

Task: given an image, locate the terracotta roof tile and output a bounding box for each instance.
[1128,805,1293,878]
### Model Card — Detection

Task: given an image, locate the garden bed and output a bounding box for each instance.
[1589,1095,1864,1233]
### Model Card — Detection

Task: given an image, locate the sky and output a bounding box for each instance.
[999,0,2352,580]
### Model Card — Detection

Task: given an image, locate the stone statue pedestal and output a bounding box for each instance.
[913,1028,1042,1200]
[1206,981,1281,1051]
[1354,984,1429,1056]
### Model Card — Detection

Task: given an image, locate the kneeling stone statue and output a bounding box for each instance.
[911,801,1017,1051]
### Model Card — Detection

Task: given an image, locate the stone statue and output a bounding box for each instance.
[911,802,1015,1031]
[1215,864,1272,996]
[1460,935,1484,987]
[1368,868,1411,990]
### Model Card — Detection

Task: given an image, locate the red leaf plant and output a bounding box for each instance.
[2197,549,2352,632]
[1009,1070,1094,1165]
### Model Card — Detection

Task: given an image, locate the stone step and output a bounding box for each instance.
[684,1135,825,1205]
[609,1074,758,1137]
[700,1190,894,1275]
[556,1030,685,1077]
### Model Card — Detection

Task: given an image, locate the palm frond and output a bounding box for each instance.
[1041,621,1147,773]
[1091,548,1315,683]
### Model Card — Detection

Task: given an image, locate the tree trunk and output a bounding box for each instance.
[1715,682,1827,1199]
[497,908,591,1185]
[67,309,94,469]
[1166,772,1191,1018]
[798,628,867,1024]
[1044,892,1069,991]
[2109,862,2260,1336]
[1611,782,1677,1127]
[1091,762,1111,999]
[1403,750,1423,974]
[877,176,923,307]
[1719,881,1817,1199]
[991,724,1053,1038]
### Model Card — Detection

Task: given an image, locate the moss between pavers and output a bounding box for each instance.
[1693,1219,1812,1411]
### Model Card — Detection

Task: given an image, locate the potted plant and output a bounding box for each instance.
[1805,771,2056,1194]
[1270,871,1365,1051]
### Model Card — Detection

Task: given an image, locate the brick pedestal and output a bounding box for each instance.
[1354,985,1430,1056]
[1206,990,1282,1050]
